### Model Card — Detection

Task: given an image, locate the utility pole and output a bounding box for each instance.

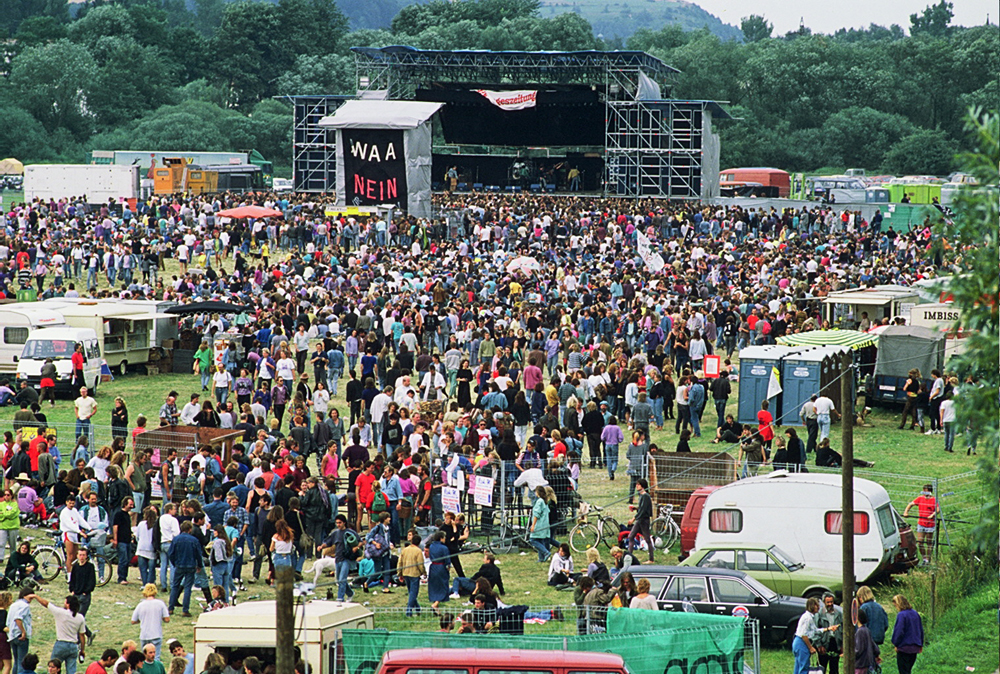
[841,350,856,674]
[275,565,295,674]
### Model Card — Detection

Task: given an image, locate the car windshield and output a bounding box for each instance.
[769,546,804,571]
[741,573,779,600]
[22,339,75,360]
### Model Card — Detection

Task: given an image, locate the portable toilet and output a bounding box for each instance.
[194,600,373,674]
[865,188,890,203]
[736,345,805,425]
[780,346,849,426]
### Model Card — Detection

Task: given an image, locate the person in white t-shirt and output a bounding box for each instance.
[812,395,839,442]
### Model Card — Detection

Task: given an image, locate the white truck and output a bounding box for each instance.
[24,164,140,204]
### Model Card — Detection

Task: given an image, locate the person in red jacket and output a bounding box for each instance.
[354,462,378,530]
[71,345,86,389]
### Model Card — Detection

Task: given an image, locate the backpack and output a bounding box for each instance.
[185,471,201,494]
[372,490,388,514]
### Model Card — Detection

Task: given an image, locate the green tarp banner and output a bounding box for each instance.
[340,609,746,674]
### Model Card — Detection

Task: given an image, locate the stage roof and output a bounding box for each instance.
[352,45,680,80]
[319,100,443,129]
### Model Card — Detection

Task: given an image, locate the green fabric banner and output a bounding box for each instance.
[340,609,746,674]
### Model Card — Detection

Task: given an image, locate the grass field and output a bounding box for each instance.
[1,356,992,674]
[0,251,990,673]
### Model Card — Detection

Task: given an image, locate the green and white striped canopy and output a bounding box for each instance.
[776,329,878,350]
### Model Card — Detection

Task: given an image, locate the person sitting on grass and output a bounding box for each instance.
[449,551,505,599]
[548,543,578,589]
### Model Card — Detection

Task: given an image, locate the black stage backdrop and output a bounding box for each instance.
[343,128,407,206]
[416,87,604,146]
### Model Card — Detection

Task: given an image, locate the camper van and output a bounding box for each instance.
[692,472,918,583]
[41,300,161,375]
[16,327,102,394]
[0,306,66,375]
[195,601,372,674]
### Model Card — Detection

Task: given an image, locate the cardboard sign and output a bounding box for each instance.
[704,355,721,378]
[474,476,494,507]
[441,486,461,514]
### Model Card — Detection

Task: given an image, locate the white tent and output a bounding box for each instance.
[319,101,443,219]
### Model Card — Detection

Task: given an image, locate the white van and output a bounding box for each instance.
[15,327,102,395]
[694,472,918,583]
[0,306,66,376]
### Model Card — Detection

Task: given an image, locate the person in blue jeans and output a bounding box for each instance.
[112,497,135,584]
[319,515,358,601]
[167,522,203,617]
[397,529,423,616]
[365,514,392,590]
[792,598,823,674]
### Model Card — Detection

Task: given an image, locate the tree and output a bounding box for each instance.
[931,109,999,554]
[87,36,176,128]
[740,15,771,42]
[882,129,957,175]
[11,15,67,48]
[67,4,136,47]
[821,107,916,169]
[910,0,953,37]
[0,0,67,39]
[7,39,98,137]
[0,106,58,161]
[276,54,355,96]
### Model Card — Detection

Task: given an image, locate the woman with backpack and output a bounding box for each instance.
[364,512,392,592]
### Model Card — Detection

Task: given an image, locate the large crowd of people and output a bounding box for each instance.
[0,187,952,671]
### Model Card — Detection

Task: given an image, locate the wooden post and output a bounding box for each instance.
[841,351,855,674]
[275,565,296,674]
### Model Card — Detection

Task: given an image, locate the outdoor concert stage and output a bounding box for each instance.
[290,47,730,202]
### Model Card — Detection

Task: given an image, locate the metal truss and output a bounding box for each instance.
[352,46,678,100]
[284,95,351,193]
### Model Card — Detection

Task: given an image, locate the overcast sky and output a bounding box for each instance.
[690,0,994,35]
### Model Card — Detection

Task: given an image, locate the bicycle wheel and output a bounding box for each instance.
[490,522,514,555]
[599,518,623,548]
[569,523,600,553]
[650,518,678,551]
[94,554,113,587]
[34,547,63,582]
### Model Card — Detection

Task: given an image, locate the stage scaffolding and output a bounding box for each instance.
[287,47,728,199]
[286,95,352,193]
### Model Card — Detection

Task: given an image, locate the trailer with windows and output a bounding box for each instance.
[693,472,918,583]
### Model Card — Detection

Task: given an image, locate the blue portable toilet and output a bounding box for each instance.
[780,346,849,426]
[736,345,806,425]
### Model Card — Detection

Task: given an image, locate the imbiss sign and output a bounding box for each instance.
[344,129,407,206]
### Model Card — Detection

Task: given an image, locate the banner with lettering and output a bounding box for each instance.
[474,89,538,111]
[342,129,407,206]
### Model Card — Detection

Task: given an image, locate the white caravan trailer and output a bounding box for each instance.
[694,472,917,582]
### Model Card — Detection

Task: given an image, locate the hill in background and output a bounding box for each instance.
[335,0,742,39]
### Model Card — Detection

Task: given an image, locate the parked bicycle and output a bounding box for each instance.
[569,502,623,553]
[33,530,114,586]
[487,510,533,555]
[650,503,681,551]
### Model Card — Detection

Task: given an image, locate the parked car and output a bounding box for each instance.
[627,565,807,646]
[679,544,844,601]
[376,649,629,674]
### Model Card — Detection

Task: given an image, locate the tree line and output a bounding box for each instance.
[0,0,994,175]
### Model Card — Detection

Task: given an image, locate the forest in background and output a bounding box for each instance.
[0,0,995,175]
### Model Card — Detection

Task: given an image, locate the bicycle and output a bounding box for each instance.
[487,510,533,555]
[649,503,681,551]
[568,502,622,553]
[34,530,114,587]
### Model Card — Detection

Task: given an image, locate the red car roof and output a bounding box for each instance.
[381,649,625,669]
